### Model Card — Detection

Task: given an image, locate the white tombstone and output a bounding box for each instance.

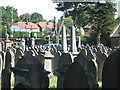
[31,38,35,49]
[78,36,81,49]
[62,26,67,52]
[70,26,77,52]
[20,38,25,51]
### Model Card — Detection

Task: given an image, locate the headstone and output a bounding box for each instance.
[96,47,108,81]
[4,34,11,51]
[52,51,61,75]
[10,56,50,88]
[102,49,120,88]
[70,26,77,52]
[31,38,35,49]
[0,54,2,77]
[61,26,67,52]
[15,50,24,64]
[62,52,98,88]
[19,38,25,51]
[57,53,73,88]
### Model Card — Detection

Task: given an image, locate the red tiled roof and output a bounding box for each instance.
[36,22,54,29]
[14,22,39,29]
[84,24,91,29]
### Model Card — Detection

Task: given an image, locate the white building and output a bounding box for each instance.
[10,22,40,32]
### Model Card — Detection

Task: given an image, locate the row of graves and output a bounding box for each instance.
[0,26,119,89]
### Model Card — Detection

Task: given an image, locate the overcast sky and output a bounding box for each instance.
[0,0,64,22]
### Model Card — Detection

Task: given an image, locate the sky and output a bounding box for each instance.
[0,0,64,22]
[0,0,119,22]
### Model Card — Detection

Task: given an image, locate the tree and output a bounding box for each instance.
[30,12,44,23]
[54,2,95,29]
[57,16,73,35]
[87,2,116,45]
[0,6,19,37]
[19,13,31,22]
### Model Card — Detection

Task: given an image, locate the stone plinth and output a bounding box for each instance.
[43,51,54,79]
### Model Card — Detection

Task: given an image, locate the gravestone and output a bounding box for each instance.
[15,50,24,64]
[0,51,6,69]
[10,56,50,88]
[57,53,73,88]
[0,54,2,77]
[4,34,11,51]
[31,38,35,49]
[61,52,98,88]
[81,48,87,56]
[52,51,61,75]
[19,38,25,51]
[96,47,108,81]
[61,26,67,52]
[102,49,120,88]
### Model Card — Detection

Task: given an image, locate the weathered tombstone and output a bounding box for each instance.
[4,34,11,51]
[96,47,108,81]
[61,26,67,52]
[52,51,61,75]
[0,51,6,69]
[44,51,54,73]
[19,38,25,51]
[1,63,11,89]
[86,47,96,61]
[57,53,73,88]
[1,50,14,89]
[62,52,98,88]
[102,49,120,88]
[10,56,50,88]
[31,37,35,49]
[0,54,2,77]
[81,48,87,56]
[15,50,24,64]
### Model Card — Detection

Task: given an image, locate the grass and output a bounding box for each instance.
[11,75,102,89]
[98,81,102,88]
[49,75,57,88]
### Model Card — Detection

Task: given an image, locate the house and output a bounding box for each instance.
[10,22,40,32]
[110,22,120,48]
[36,22,54,32]
[83,24,92,35]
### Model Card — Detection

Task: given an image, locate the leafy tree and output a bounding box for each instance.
[86,2,116,45]
[54,2,95,28]
[30,12,44,23]
[57,16,73,35]
[19,13,31,22]
[0,6,19,37]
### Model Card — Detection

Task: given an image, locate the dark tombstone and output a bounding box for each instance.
[1,51,13,89]
[57,53,73,88]
[102,49,120,88]
[0,51,5,69]
[52,51,61,75]
[10,56,50,88]
[1,63,11,89]
[62,52,98,88]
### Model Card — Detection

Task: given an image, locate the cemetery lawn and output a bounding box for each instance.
[11,75,102,88]
[49,75,57,88]
[98,81,102,88]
